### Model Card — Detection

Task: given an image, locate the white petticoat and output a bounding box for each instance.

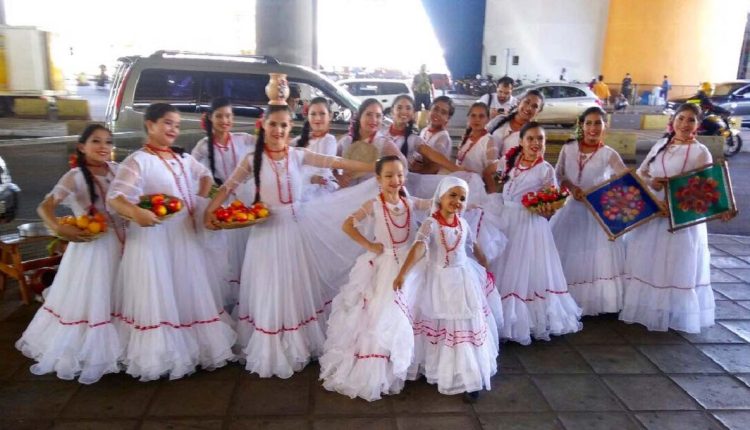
[113,207,236,381]
[319,247,415,401]
[488,199,582,345]
[550,199,625,315]
[16,231,122,384]
[620,218,714,333]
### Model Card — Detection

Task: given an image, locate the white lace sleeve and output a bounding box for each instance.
[46,169,78,204]
[695,144,713,167]
[606,147,628,176]
[338,135,353,157]
[185,153,211,182]
[485,139,499,166]
[302,148,343,169]
[638,139,666,179]
[348,199,375,226]
[191,137,209,166]
[220,153,254,194]
[415,217,434,248]
[107,155,143,203]
[433,132,452,158]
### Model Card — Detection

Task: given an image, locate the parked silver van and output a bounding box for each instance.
[105,51,359,140]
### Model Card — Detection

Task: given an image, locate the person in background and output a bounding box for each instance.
[559,67,567,81]
[479,76,517,121]
[621,73,633,102]
[661,75,671,105]
[593,75,611,106]
[412,64,434,113]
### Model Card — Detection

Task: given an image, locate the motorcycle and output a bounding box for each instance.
[664,100,743,157]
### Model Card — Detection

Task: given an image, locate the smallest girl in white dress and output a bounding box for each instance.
[394,177,500,402]
[292,97,339,200]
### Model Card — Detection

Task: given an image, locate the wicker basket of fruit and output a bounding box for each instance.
[56,212,109,241]
[214,200,270,229]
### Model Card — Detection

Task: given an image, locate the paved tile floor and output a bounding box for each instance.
[0,234,748,430]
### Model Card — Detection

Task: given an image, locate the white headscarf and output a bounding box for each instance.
[431,176,469,214]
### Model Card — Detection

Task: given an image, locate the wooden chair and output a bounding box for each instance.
[0,233,63,304]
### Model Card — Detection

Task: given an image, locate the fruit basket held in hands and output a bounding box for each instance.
[137,194,183,219]
[56,212,109,241]
[214,200,271,229]
[521,186,569,215]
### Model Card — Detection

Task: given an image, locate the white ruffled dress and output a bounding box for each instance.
[320,196,428,401]
[222,147,366,378]
[620,139,715,333]
[192,132,255,308]
[16,163,124,384]
[550,144,627,315]
[488,159,582,345]
[407,216,501,395]
[108,150,236,381]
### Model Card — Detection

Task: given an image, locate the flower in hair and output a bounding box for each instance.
[68,154,78,169]
[504,145,520,160]
[254,115,264,137]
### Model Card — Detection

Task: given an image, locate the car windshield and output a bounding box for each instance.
[713,83,746,96]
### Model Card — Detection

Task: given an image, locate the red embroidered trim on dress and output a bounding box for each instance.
[43,306,111,328]
[111,310,225,331]
[354,353,390,360]
[237,300,332,335]
[501,289,570,302]
[567,275,624,286]
[627,276,710,291]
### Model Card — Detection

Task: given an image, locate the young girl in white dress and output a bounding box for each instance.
[489,122,582,345]
[108,103,236,381]
[292,97,339,200]
[394,177,501,401]
[489,90,545,157]
[16,124,124,384]
[320,155,430,401]
[620,103,732,333]
[205,104,374,379]
[550,107,628,316]
[192,97,256,308]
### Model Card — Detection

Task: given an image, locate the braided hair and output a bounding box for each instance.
[500,121,543,182]
[375,155,407,197]
[76,124,112,214]
[489,89,545,135]
[350,98,383,142]
[567,106,607,144]
[646,103,702,166]
[297,97,331,148]
[391,94,416,158]
[204,97,232,185]
[253,104,293,204]
[459,102,491,151]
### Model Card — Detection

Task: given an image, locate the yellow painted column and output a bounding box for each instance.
[602,0,749,92]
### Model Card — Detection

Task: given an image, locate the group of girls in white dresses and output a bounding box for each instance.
[16,92,730,403]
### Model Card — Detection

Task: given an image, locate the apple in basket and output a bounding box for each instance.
[213,200,270,227]
[138,194,183,218]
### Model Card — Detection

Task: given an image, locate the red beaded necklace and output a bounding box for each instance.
[388,125,407,137]
[508,154,543,196]
[264,146,296,219]
[433,211,462,268]
[144,144,195,219]
[380,193,411,265]
[88,163,126,249]
[457,129,488,165]
[212,133,237,180]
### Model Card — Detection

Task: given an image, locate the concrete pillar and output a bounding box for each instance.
[256,0,315,67]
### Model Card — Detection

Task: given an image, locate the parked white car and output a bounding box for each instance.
[513,83,601,126]
[338,78,413,114]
